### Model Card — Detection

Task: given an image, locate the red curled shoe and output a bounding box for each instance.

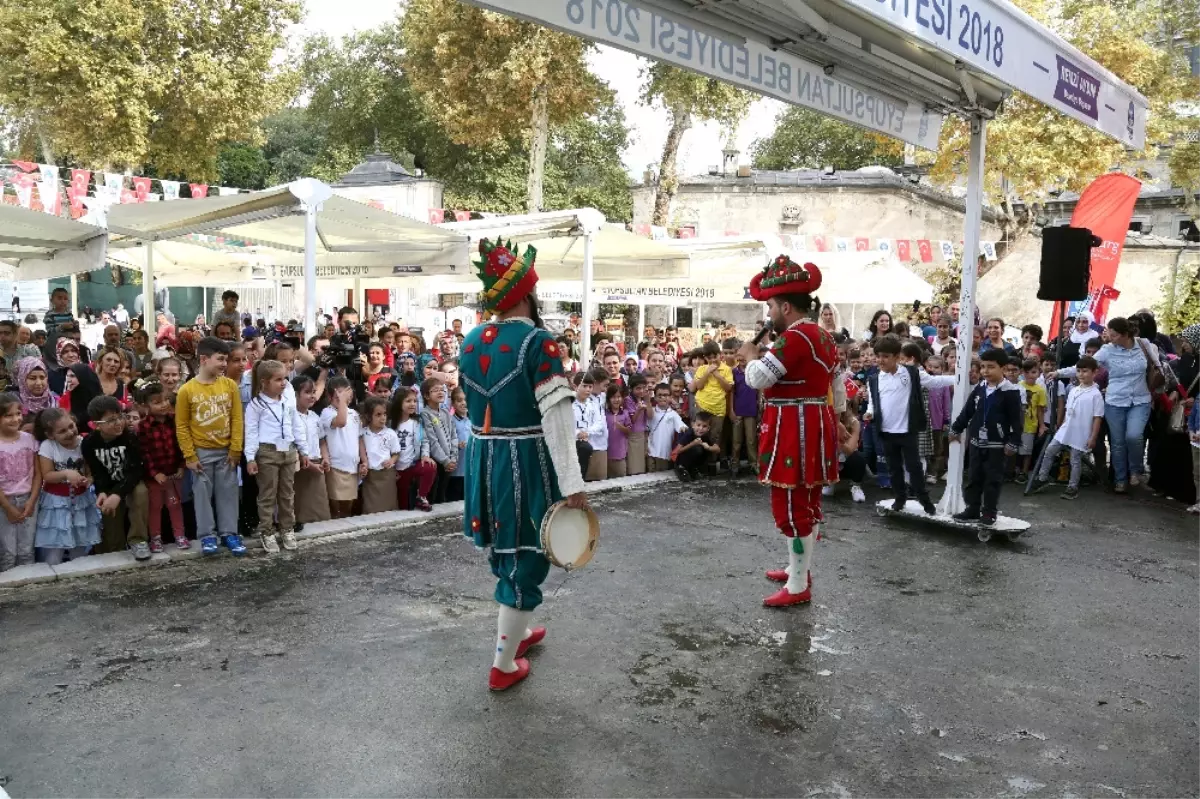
[489,658,530,691]
[515,627,546,658]
[766,568,789,583]
[763,574,812,607]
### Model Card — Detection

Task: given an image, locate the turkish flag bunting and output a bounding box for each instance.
[812,235,829,252]
[454,210,471,222]
[120,189,138,204]
[916,240,933,262]
[854,238,870,251]
[189,183,208,199]
[10,160,36,173]
[633,223,652,237]
[70,169,91,197]
[132,176,151,201]
[428,208,445,224]
[896,240,911,261]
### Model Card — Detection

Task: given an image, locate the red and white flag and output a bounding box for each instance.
[811,234,829,252]
[189,183,208,199]
[428,208,445,224]
[132,176,151,201]
[454,209,471,222]
[70,169,91,198]
[896,240,911,261]
[854,237,870,251]
[916,240,933,262]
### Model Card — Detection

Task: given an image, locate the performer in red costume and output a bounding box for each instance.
[739,255,842,607]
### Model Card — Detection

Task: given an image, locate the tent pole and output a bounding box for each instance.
[638,301,645,344]
[70,274,78,319]
[143,241,156,338]
[937,116,987,517]
[304,204,318,335]
[582,232,594,365]
[202,287,208,324]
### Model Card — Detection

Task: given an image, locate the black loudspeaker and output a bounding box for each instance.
[1038,226,1095,301]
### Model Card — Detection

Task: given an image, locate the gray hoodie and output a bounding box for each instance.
[421,405,459,467]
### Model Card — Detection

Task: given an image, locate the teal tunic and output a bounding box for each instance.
[459,318,570,610]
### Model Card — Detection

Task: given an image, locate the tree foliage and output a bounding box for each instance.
[400,0,604,210]
[640,64,753,225]
[750,107,904,171]
[1155,262,1200,332]
[0,0,301,180]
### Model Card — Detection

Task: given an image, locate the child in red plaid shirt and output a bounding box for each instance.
[135,380,188,549]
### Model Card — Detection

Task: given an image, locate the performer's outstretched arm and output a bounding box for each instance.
[536,381,588,499]
[742,347,783,390]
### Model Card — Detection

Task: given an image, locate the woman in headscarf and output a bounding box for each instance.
[1174,324,1199,395]
[61,362,103,431]
[47,337,82,395]
[1057,311,1099,367]
[14,356,58,427]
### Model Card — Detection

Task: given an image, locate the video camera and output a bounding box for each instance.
[322,323,371,372]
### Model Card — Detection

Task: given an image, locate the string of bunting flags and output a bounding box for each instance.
[0,160,243,220]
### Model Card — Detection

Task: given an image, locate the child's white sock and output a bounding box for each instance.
[493,605,532,673]
[784,531,814,594]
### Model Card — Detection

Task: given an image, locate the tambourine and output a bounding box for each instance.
[539,500,599,571]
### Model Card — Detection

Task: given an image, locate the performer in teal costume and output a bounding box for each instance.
[459,238,588,692]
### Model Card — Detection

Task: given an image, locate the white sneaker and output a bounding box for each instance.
[280,530,298,551]
[260,533,280,554]
[822,485,834,497]
[850,485,866,503]
[1188,504,1200,515]
[1129,474,1141,487]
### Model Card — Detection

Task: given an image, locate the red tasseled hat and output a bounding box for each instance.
[749,254,823,301]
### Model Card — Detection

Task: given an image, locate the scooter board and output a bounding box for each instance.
[875,499,1030,543]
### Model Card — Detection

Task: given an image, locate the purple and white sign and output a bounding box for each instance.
[1053,55,1100,120]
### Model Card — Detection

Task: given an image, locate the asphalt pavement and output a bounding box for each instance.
[0,479,1196,798]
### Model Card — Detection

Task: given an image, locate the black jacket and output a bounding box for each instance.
[82,431,144,497]
[950,380,1022,449]
[866,365,927,434]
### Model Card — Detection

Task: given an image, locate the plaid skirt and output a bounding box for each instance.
[919,389,934,459]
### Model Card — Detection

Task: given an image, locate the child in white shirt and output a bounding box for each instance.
[648,383,688,472]
[1030,355,1105,499]
[292,375,330,525]
[358,395,401,514]
[319,377,362,519]
[244,359,307,553]
[573,372,608,481]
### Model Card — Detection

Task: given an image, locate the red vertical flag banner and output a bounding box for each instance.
[916,240,933,262]
[189,183,208,199]
[1049,173,1142,338]
[132,176,151,201]
[812,235,829,252]
[854,238,870,251]
[896,240,911,262]
[428,208,445,224]
[70,169,91,197]
[454,210,471,222]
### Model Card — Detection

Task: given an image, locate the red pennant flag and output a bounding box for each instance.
[896,240,911,261]
[11,171,34,188]
[189,183,208,199]
[120,189,138,204]
[854,238,870,251]
[812,234,829,252]
[10,160,36,173]
[70,169,91,197]
[677,226,696,239]
[916,240,933,262]
[428,208,445,224]
[132,176,151,201]
[454,210,471,222]
[633,223,652,237]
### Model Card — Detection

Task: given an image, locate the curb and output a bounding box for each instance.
[0,471,679,591]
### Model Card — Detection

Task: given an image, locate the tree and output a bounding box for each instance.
[750,107,904,171]
[926,0,1198,234]
[400,0,603,212]
[217,143,271,190]
[0,0,301,179]
[640,64,753,226]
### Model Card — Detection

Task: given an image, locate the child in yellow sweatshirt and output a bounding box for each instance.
[175,336,245,556]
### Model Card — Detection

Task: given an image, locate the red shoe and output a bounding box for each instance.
[488,658,530,691]
[414,496,433,512]
[515,627,546,658]
[766,568,788,583]
[763,574,812,607]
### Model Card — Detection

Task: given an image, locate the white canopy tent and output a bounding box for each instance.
[104,179,470,335]
[464,0,1149,515]
[442,209,697,356]
[0,205,109,279]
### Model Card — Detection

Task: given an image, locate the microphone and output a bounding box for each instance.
[751,320,774,346]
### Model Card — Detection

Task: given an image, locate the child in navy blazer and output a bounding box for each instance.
[949,349,1023,525]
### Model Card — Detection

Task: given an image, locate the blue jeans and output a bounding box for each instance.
[1104,402,1150,484]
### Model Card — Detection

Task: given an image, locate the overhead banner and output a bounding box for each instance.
[1049,172,1141,337]
[470,0,943,149]
[839,0,1147,147]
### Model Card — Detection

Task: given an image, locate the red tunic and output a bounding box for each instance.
[757,320,839,489]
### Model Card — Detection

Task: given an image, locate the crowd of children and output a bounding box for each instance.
[0,290,1196,572]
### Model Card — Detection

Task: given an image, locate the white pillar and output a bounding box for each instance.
[143,241,156,338]
[697,301,704,329]
[637,301,645,342]
[202,287,208,324]
[937,117,987,516]
[304,205,318,335]
[581,232,594,363]
[70,274,78,318]
[353,277,363,317]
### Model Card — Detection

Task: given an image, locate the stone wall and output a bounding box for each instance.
[631,182,1004,244]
